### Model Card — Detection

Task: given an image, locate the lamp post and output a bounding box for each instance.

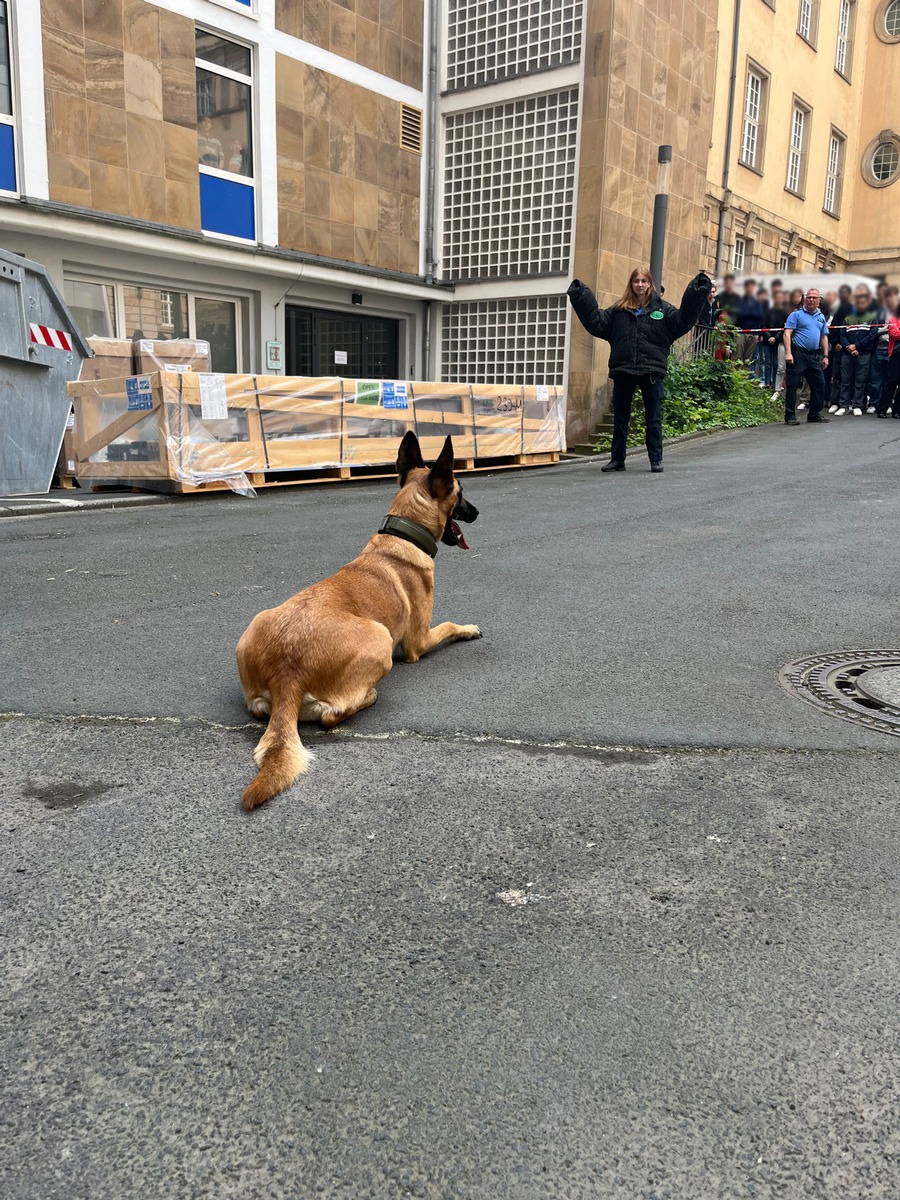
[649,145,672,291]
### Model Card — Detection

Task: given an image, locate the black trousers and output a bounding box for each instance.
[785,348,826,420]
[877,350,900,416]
[610,374,664,464]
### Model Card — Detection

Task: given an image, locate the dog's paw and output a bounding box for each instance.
[461,625,482,640]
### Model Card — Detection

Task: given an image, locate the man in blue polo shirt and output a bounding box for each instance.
[783,288,830,425]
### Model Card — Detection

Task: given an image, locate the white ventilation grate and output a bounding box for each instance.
[440,296,568,386]
[401,104,423,154]
[446,0,583,91]
[442,89,577,282]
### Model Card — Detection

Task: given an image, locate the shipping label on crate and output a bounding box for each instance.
[355,380,381,406]
[125,375,154,411]
[199,374,228,421]
[382,381,409,410]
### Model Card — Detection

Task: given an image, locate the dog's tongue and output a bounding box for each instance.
[450,520,469,550]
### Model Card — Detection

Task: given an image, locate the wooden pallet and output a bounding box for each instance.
[79,451,561,494]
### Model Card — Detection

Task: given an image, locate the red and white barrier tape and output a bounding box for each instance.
[29,323,73,351]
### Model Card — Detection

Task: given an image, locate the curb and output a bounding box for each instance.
[0,493,175,519]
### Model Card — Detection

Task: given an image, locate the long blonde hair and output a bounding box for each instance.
[614,266,656,311]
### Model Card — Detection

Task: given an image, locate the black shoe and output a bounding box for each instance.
[785,418,800,425]
[806,416,830,423]
[650,462,663,473]
[876,411,888,418]
[601,460,625,472]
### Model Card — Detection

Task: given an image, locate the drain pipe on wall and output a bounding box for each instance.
[714,0,741,277]
[422,0,440,374]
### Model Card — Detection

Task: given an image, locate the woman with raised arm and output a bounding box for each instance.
[567,266,712,473]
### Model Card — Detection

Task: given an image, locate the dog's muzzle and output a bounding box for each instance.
[442,493,479,549]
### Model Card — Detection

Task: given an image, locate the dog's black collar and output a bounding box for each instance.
[378,515,439,558]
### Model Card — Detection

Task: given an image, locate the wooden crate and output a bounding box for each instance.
[66,373,565,489]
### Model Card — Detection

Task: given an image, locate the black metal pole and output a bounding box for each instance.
[649,145,672,292]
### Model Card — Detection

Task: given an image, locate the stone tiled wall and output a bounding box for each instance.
[41,0,199,230]
[275,0,424,90]
[276,56,421,274]
[567,0,717,443]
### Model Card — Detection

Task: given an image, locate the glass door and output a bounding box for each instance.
[192,295,240,373]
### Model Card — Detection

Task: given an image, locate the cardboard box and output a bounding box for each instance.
[80,337,134,382]
[133,339,211,375]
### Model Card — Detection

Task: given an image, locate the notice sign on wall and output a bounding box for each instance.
[334,350,348,365]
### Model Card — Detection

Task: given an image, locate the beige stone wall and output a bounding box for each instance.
[276,56,420,274]
[567,0,717,443]
[41,0,200,230]
[275,0,423,90]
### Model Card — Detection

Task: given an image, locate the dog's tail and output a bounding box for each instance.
[242,688,314,811]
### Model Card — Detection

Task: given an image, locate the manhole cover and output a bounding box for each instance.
[779,651,900,738]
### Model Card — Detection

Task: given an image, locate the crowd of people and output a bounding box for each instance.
[699,275,900,421]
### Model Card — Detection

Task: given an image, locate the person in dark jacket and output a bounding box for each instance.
[695,285,720,354]
[567,265,712,472]
[839,287,880,415]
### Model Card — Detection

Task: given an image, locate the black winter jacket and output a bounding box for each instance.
[567,273,712,378]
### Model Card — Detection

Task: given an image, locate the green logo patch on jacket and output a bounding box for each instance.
[650,310,664,320]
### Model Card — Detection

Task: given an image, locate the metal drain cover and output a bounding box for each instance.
[779,650,900,738]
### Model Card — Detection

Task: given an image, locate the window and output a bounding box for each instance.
[797,0,819,44]
[872,143,899,181]
[732,235,746,272]
[63,277,244,372]
[0,0,16,194]
[441,296,567,385]
[835,0,855,77]
[740,65,768,171]
[779,251,792,272]
[446,0,583,92]
[442,90,578,281]
[862,133,900,187]
[824,129,845,215]
[786,101,810,195]
[883,0,900,38]
[195,28,255,240]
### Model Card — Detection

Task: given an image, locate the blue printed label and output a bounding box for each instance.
[382,381,409,410]
[125,376,154,411]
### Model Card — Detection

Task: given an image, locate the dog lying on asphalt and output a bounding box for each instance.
[236,432,481,810]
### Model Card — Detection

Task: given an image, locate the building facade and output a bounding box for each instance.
[0,0,897,446]
[706,0,900,285]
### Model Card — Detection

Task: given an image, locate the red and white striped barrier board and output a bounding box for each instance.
[29,323,73,351]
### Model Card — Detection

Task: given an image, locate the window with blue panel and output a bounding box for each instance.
[196,27,256,240]
[0,0,15,194]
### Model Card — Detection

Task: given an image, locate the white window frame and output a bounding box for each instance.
[786,101,809,196]
[824,129,845,215]
[0,0,18,197]
[885,0,900,38]
[195,29,256,182]
[63,276,245,371]
[779,251,791,272]
[835,0,853,77]
[732,235,746,272]
[740,65,767,171]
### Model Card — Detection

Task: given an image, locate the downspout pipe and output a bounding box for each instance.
[714,0,741,277]
[424,0,439,288]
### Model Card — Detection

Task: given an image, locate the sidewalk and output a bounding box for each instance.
[0,487,172,518]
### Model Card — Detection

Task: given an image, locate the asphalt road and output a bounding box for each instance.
[2,417,899,1199]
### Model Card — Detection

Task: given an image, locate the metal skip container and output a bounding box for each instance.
[0,248,92,495]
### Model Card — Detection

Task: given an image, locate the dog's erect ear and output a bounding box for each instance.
[396,431,425,484]
[427,435,455,499]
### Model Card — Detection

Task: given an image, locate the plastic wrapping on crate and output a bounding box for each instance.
[66,373,567,493]
[134,339,211,375]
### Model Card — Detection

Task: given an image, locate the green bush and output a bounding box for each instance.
[593,354,782,453]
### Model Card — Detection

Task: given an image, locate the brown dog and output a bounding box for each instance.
[236,432,481,809]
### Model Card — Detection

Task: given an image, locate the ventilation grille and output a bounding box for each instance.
[441,296,568,386]
[401,105,423,154]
